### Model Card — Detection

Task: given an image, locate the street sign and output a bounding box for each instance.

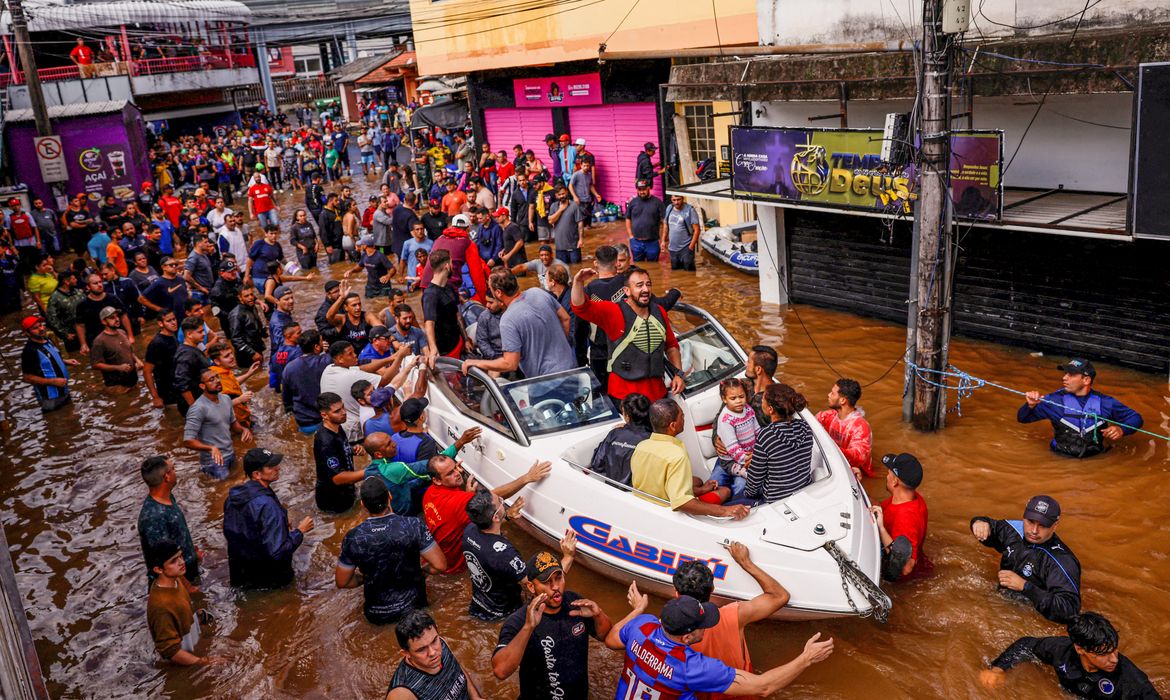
[34,136,68,183]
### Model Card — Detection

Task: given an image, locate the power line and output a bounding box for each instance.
[600,0,641,49]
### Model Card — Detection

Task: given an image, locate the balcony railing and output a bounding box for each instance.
[0,52,257,87]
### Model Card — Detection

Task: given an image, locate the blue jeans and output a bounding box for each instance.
[556,248,581,265]
[630,238,660,262]
[201,452,235,480]
[298,422,321,435]
[257,210,279,229]
[710,461,747,500]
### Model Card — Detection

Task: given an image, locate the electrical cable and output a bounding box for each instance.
[600,0,642,49]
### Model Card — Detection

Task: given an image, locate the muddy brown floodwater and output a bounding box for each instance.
[1,180,1168,700]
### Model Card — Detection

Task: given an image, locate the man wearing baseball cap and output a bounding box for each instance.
[493,551,610,699]
[1018,358,1143,458]
[625,179,667,261]
[636,141,664,190]
[604,591,835,698]
[970,495,1082,623]
[223,447,314,589]
[870,453,932,582]
[20,315,79,412]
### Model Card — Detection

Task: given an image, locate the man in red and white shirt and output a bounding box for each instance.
[70,38,95,78]
[246,172,278,229]
[816,378,873,478]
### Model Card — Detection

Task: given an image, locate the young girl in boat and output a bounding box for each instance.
[711,379,758,499]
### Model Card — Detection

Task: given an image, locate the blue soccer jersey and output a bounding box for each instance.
[615,614,736,700]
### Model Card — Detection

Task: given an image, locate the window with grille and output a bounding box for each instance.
[683,104,716,162]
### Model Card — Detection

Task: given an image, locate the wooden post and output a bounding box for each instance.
[8,0,50,136]
[908,0,954,431]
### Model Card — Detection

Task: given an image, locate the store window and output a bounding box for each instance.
[683,103,716,162]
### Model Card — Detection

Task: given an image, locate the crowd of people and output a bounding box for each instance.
[4,102,1162,699]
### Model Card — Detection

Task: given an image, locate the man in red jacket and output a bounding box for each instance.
[418,214,488,303]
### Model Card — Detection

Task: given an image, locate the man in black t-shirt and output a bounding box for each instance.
[492,551,611,700]
[144,310,180,408]
[421,249,464,359]
[75,272,131,352]
[336,480,446,625]
[313,392,363,512]
[624,180,667,262]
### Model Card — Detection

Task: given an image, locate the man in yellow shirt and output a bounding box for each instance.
[630,399,749,520]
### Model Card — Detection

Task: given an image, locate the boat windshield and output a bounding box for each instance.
[498,368,619,437]
[672,310,745,395]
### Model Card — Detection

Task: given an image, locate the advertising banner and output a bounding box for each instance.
[513,72,602,108]
[729,126,1002,221]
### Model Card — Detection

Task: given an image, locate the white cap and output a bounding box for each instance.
[574,138,586,146]
[452,213,471,228]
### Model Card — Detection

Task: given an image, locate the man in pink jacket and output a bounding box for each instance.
[816,378,873,478]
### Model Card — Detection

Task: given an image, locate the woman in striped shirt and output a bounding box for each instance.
[743,383,814,504]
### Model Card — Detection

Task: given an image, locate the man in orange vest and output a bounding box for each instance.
[4,198,42,273]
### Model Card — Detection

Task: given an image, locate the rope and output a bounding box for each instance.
[906,361,1170,442]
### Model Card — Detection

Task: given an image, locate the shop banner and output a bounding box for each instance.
[729,126,1002,221]
[513,73,602,108]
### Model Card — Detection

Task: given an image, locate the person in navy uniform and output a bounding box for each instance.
[970,495,1081,623]
[1018,358,1143,458]
[981,612,1161,699]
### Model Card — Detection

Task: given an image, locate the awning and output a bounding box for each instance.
[2,0,251,33]
[143,103,237,120]
[5,99,129,123]
[410,100,468,131]
[668,178,1131,240]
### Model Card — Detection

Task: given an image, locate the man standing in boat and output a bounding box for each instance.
[570,266,685,402]
[1017,358,1143,458]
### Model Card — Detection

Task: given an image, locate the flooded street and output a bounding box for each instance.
[2,181,1168,699]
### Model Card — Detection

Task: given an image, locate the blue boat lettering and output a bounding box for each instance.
[568,515,728,579]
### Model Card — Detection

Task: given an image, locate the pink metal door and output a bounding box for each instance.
[484,107,554,163]
[567,103,660,205]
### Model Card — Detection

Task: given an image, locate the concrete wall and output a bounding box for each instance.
[131,67,260,96]
[759,0,1170,47]
[410,0,757,75]
[754,93,1132,192]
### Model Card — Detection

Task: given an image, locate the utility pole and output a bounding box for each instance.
[8,0,52,136]
[906,0,955,430]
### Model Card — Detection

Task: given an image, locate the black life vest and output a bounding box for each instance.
[606,301,667,382]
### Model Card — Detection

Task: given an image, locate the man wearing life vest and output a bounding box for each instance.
[4,198,42,272]
[1017,358,1143,458]
[570,266,685,402]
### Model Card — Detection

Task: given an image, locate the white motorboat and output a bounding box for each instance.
[416,303,890,621]
[700,222,759,275]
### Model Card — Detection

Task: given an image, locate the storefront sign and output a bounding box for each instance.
[513,72,602,108]
[729,126,1002,220]
[78,144,137,201]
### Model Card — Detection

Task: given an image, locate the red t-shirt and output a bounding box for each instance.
[497,161,515,181]
[571,296,679,401]
[159,195,182,227]
[248,182,275,214]
[70,45,94,65]
[422,484,474,574]
[880,494,933,578]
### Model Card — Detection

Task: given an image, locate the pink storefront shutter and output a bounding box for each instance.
[568,103,661,206]
[484,108,553,165]
[612,103,662,199]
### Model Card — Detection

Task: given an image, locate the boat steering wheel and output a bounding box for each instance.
[532,398,567,417]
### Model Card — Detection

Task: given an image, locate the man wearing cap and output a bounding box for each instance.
[223,448,314,589]
[980,611,1161,698]
[4,197,42,273]
[636,142,664,190]
[391,397,448,465]
[90,305,142,390]
[419,214,489,303]
[1018,359,1144,458]
[555,134,577,185]
[335,478,447,625]
[545,133,565,184]
[184,368,253,479]
[573,137,595,174]
[970,495,1082,623]
[625,179,667,262]
[492,550,610,699]
[605,591,835,699]
[209,259,242,318]
[870,453,932,582]
[356,324,395,365]
[20,315,80,412]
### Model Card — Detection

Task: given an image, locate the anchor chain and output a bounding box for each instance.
[824,540,892,624]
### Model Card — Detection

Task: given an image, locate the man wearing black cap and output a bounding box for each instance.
[625,180,667,262]
[392,398,444,465]
[315,279,343,344]
[1018,358,1144,458]
[605,591,835,697]
[970,495,1082,623]
[209,258,242,318]
[335,478,446,624]
[223,448,314,589]
[870,453,932,582]
[492,551,610,700]
[636,142,663,190]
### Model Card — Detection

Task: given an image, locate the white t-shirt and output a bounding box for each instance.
[319,364,382,442]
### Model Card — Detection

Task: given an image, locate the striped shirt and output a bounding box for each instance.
[744,419,813,502]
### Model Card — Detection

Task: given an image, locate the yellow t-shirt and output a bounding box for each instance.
[630,433,694,509]
[27,272,58,308]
